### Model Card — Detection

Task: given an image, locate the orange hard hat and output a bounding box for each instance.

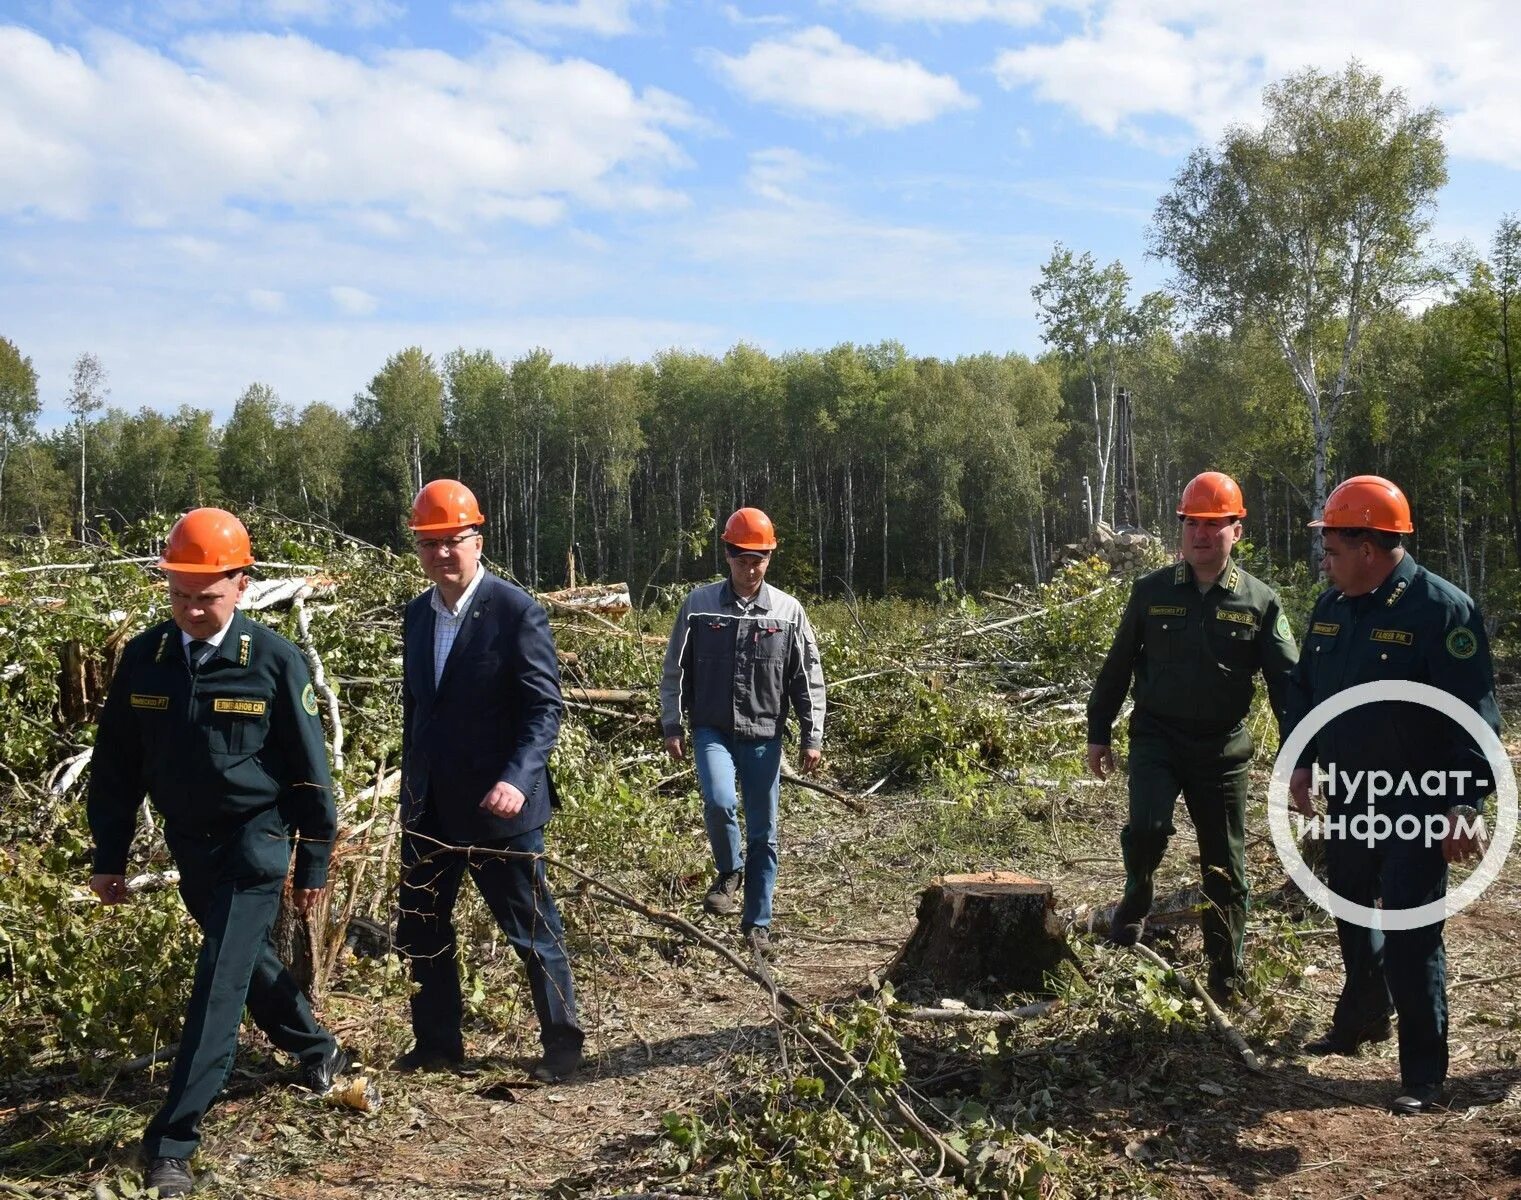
[158,508,256,574]
[1177,471,1247,519]
[722,507,778,551]
[1309,474,1414,534]
[410,479,486,532]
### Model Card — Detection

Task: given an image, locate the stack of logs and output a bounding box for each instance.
[1050,521,1165,575]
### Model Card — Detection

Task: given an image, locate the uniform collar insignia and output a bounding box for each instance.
[1174,563,1188,586]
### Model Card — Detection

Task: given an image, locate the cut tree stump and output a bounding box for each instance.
[888,871,1068,994]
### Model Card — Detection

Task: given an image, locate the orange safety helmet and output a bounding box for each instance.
[722,507,778,551]
[1309,474,1414,534]
[158,507,256,574]
[410,479,486,532]
[1177,471,1247,519]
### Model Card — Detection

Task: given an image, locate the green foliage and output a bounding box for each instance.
[0,834,198,1075]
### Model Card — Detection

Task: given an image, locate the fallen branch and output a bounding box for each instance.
[563,687,642,704]
[893,1002,1057,1024]
[780,761,867,814]
[293,585,345,808]
[406,835,971,1178]
[48,749,93,796]
[1131,943,1261,1072]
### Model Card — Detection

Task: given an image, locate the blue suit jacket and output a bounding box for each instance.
[402,570,563,845]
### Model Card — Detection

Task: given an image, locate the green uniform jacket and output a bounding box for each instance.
[88,611,336,889]
[1284,553,1500,811]
[1087,558,1299,745]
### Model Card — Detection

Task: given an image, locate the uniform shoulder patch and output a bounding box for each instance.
[1275,612,1292,640]
[1446,627,1478,660]
[302,682,320,715]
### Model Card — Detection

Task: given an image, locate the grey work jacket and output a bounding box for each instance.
[659,580,826,748]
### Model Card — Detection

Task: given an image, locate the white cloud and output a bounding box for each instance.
[713,26,976,128]
[329,285,378,315]
[744,147,828,204]
[452,0,655,36]
[247,288,286,312]
[722,5,793,26]
[993,0,1521,168]
[152,0,404,26]
[844,0,1044,23]
[0,25,694,227]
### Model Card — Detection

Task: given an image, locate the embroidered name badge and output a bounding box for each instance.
[1215,609,1257,628]
[1370,628,1414,646]
[131,694,169,710]
[1311,622,1341,636]
[213,698,267,716]
[1148,605,1187,617]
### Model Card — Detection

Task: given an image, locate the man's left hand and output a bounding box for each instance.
[801,748,822,775]
[1443,806,1488,864]
[481,781,527,818]
[292,887,325,915]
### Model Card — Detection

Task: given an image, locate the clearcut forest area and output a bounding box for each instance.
[3,515,1521,1200]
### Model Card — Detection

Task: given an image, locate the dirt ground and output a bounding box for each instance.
[9,763,1521,1200]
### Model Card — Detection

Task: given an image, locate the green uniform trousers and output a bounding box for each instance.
[142,837,334,1160]
[1121,714,1252,987]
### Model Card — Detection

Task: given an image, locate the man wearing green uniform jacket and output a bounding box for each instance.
[1086,472,1299,1003]
[87,508,349,1198]
[1286,475,1497,1116]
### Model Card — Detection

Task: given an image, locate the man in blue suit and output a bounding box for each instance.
[393,479,584,1082]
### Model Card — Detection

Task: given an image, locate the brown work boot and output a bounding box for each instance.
[702,870,742,917]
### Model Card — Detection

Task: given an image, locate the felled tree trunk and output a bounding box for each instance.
[271,882,332,1002]
[889,871,1068,994]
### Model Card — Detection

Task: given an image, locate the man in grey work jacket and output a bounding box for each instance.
[660,506,827,957]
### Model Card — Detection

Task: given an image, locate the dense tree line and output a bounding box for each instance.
[2,63,1518,608]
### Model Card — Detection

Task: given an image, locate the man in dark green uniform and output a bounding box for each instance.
[1285,475,1497,1115]
[1087,471,1299,1002]
[87,508,348,1197]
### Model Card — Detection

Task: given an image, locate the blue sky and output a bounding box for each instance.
[3,0,1520,426]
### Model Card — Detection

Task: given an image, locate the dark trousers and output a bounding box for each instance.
[1326,814,1448,1088]
[1122,717,1252,986]
[395,811,582,1055]
[143,844,335,1160]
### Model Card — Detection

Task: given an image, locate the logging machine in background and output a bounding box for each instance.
[1267,680,1518,931]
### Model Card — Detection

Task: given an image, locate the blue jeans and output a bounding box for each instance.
[693,727,782,930]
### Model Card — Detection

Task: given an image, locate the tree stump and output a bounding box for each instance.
[889,871,1067,994]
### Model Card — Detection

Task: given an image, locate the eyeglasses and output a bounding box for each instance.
[415,532,479,553]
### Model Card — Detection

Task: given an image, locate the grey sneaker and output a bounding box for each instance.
[703,870,742,917]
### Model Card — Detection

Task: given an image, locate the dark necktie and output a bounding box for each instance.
[188,639,211,671]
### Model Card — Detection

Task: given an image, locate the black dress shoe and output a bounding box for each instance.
[145,1157,195,1197]
[302,1044,351,1092]
[1304,1017,1393,1056]
[530,1042,584,1084]
[1391,1083,1446,1115]
[392,1044,465,1073]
